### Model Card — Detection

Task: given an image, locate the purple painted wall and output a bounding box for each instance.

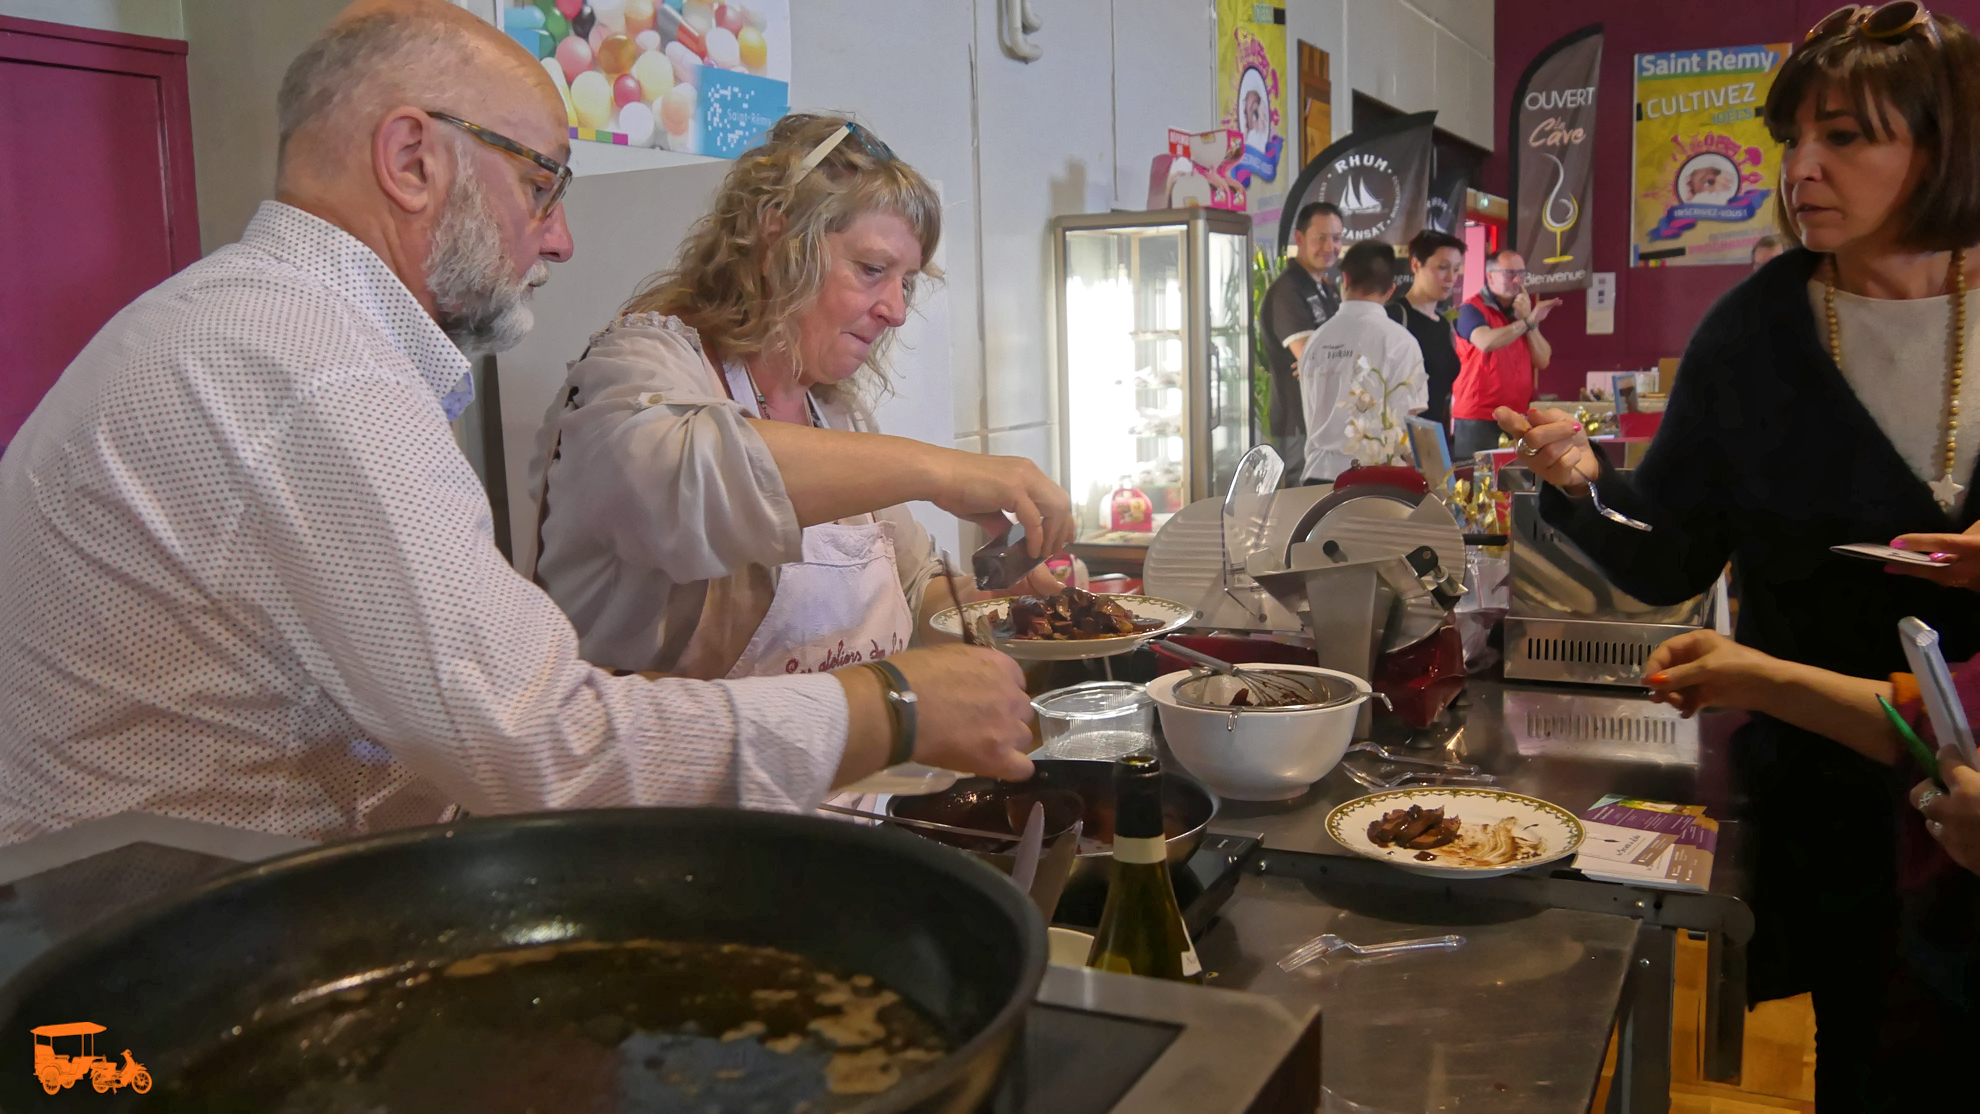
[1484,0,1980,398]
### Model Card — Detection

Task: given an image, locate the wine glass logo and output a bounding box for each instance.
[1540,152,1579,264]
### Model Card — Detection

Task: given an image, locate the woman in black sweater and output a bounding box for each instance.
[1502,5,1980,1106]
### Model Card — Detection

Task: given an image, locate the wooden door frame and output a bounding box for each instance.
[0,14,200,274]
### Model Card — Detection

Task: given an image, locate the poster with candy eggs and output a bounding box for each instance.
[498,0,789,158]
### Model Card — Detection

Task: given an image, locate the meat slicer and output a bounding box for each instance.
[1142,448,1470,728]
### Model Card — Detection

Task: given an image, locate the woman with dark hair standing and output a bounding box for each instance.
[1499,4,1980,1104]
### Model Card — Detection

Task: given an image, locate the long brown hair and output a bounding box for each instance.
[624,114,942,398]
[1763,8,1980,250]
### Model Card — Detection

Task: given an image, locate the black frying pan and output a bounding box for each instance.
[0,809,1046,1113]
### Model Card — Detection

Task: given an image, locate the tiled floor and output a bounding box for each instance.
[1591,933,1817,1113]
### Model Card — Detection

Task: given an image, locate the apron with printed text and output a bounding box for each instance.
[720,363,915,679]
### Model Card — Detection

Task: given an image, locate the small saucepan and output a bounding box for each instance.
[887,759,1219,895]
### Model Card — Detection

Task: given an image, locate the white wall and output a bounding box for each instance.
[182,0,349,254]
[59,0,1492,562]
[0,0,182,39]
[493,161,734,574]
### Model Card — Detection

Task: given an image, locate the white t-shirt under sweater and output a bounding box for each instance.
[1809,281,1980,489]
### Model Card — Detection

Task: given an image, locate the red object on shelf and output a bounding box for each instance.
[1334,465,1428,497]
[1617,411,1663,439]
[1108,480,1155,532]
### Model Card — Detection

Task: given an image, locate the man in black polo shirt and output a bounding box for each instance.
[1259,202,1344,478]
[1386,229,1467,431]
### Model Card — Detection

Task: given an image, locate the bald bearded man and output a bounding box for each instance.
[0,0,1036,844]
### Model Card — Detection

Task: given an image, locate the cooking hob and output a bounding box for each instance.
[0,817,1310,1114]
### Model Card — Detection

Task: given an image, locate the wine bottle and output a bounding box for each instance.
[1086,754,1203,983]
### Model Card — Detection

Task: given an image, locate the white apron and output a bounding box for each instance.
[722,363,916,679]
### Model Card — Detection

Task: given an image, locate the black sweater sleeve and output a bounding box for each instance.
[1537,332,1736,607]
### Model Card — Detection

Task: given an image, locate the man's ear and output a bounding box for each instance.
[374,107,448,216]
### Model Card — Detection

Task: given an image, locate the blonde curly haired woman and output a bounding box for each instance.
[530,114,1069,683]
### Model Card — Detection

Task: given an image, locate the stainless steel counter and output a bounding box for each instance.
[1199,873,1637,1113]
[1190,677,1754,1114]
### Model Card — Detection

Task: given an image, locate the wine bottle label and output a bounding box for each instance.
[1112,834,1166,865]
[1181,943,1202,978]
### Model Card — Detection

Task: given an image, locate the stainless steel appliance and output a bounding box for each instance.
[1142,453,1470,728]
[1051,209,1253,553]
[1500,473,1715,686]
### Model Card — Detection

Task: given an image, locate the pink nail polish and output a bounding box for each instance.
[1891,539,1910,549]
[1572,423,1583,432]
[1932,553,1955,562]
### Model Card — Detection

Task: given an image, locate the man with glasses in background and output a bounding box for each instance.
[1259,202,1345,479]
[0,0,1040,845]
[1449,248,1561,459]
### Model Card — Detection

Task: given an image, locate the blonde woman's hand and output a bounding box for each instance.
[1493,406,1600,493]
[1913,749,1980,875]
[936,451,1075,560]
[956,562,1063,606]
[1643,630,1791,718]
[1885,522,1980,591]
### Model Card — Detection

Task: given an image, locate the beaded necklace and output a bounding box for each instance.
[1824,248,1967,509]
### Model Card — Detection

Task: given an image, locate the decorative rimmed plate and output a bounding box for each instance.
[1325,787,1586,879]
[927,595,1196,661]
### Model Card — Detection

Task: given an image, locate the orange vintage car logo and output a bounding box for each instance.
[30,1023,151,1095]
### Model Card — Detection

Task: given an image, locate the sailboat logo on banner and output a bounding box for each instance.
[1337,175,1384,216]
[1325,153,1401,240]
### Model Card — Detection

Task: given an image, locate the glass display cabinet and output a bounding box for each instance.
[1051,208,1254,552]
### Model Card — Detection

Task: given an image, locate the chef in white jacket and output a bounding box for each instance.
[531,114,1067,679]
[1298,240,1429,484]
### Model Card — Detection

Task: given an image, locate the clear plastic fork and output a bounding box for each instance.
[1346,743,1484,775]
[1278,933,1466,972]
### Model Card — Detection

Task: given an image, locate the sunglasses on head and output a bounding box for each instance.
[1807,1,1942,46]
[793,122,897,184]
[426,110,572,221]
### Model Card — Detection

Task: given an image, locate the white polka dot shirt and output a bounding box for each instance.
[0,202,848,844]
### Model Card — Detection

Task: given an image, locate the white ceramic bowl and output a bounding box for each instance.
[1148,665,1370,801]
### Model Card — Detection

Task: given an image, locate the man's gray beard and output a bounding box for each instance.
[427,166,547,358]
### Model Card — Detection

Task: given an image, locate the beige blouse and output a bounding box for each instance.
[528,312,939,676]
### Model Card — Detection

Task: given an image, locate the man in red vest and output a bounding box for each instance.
[1449,249,1560,459]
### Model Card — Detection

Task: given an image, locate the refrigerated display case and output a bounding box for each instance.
[1052,208,1254,553]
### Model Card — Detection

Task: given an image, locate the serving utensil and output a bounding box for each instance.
[1028,822,1082,920]
[1277,932,1466,972]
[1008,802,1046,895]
[1342,764,1498,790]
[1587,482,1652,532]
[817,802,1071,845]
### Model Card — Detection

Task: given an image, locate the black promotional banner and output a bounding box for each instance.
[1509,25,1602,292]
[1425,167,1470,235]
[1278,110,1436,251]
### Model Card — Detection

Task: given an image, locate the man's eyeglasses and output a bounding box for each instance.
[793,122,896,184]
[1488,268,1529,280]
[427,111,572,220]
[1807,2,1941,47]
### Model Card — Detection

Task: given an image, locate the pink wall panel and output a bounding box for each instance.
[1484,0,1980,398]
[0,17,196,449]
